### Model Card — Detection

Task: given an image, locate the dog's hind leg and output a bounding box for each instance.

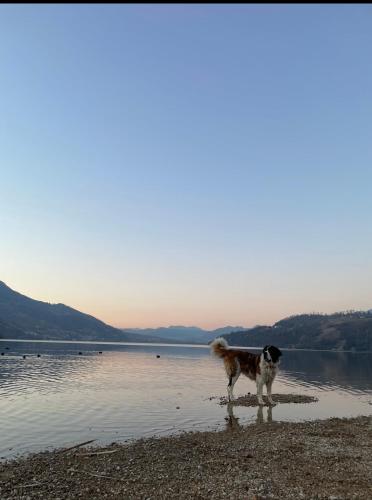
[225,359,240,401]
[227,372,240,401]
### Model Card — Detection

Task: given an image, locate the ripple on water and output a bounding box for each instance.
[0,342,372,459]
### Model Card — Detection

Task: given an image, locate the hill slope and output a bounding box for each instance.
[223,312,372,351]
[0,281,140,342]
[0,281,242,344]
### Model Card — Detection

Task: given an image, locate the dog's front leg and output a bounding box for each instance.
[227,382,233,402]
[256,377,264,405]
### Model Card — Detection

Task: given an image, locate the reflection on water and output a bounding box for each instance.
[0,340,371,460]
[279,349,372,394]
[256,405,273,424]
[225,402,242,431]
[224,403,274,430]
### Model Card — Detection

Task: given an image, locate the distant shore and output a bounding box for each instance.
[1,415,371,499]
[0,338,210,347]
[1,338,372,353]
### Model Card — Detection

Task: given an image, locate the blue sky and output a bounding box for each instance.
[1,5,372,328]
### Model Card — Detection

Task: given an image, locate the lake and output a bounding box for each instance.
[1,340,372,460]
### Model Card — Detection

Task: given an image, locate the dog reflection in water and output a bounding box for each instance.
[225,403,273,431]
[256,405,273,424]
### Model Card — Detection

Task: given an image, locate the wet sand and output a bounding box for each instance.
[1,414,372,499]
[217,393,319,406]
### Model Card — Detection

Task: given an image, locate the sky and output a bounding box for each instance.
[1,5,372,329]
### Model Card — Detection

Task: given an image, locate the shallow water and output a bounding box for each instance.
[0,340,371,460]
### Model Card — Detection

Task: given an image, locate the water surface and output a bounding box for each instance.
[0,340,371,460]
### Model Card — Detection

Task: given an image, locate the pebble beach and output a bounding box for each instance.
[1,414,371,500]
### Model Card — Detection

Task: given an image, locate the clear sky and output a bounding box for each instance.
[1,5,372,329]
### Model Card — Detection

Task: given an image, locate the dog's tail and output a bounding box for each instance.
[210,337,229,358]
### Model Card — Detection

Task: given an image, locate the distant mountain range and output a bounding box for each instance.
[123,326,245,345]
[0,281,242,344]
[1,281,372,351]
[223,311,372,352]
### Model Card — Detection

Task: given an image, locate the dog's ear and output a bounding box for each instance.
[263,345,269,351]
[269,346,282,363]
[273,346,282,357]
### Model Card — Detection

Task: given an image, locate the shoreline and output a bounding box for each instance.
[1,339,372,353]
[1,415,372,499]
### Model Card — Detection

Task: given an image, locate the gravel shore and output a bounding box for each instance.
[1,415,372,499]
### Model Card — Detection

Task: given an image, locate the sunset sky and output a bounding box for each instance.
[1,5,372,329]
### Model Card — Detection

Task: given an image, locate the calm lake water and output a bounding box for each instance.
[1,340,372,460]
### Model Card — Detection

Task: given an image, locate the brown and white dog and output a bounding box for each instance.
[211,337,282,405]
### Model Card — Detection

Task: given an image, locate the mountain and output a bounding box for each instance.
[0,318,25,339]
[0,281,243,344]
[0,281,143,342]
[123,325,245,344]
[223,311,372,351]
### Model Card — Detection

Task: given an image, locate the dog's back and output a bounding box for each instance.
[211,337,261,381]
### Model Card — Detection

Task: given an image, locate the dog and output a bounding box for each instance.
[211,337,282,405]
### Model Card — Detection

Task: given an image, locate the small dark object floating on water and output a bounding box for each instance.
[98,351,102,354]
[78,352,82,355]
[156,355,160,358]
[5,347,9,350]
[37,354,41,357]
[22,355,26,359]
[1,353,4,356]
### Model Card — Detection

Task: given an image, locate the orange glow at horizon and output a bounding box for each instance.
[2,268,372,332]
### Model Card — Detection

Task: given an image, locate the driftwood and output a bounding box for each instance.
[19,482,44,488]
[61,439,96,453]
[80,449,119,457]
[69,469,117,479]
[82,471,115,479]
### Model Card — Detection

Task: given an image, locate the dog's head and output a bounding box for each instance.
[263,345,282,364]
